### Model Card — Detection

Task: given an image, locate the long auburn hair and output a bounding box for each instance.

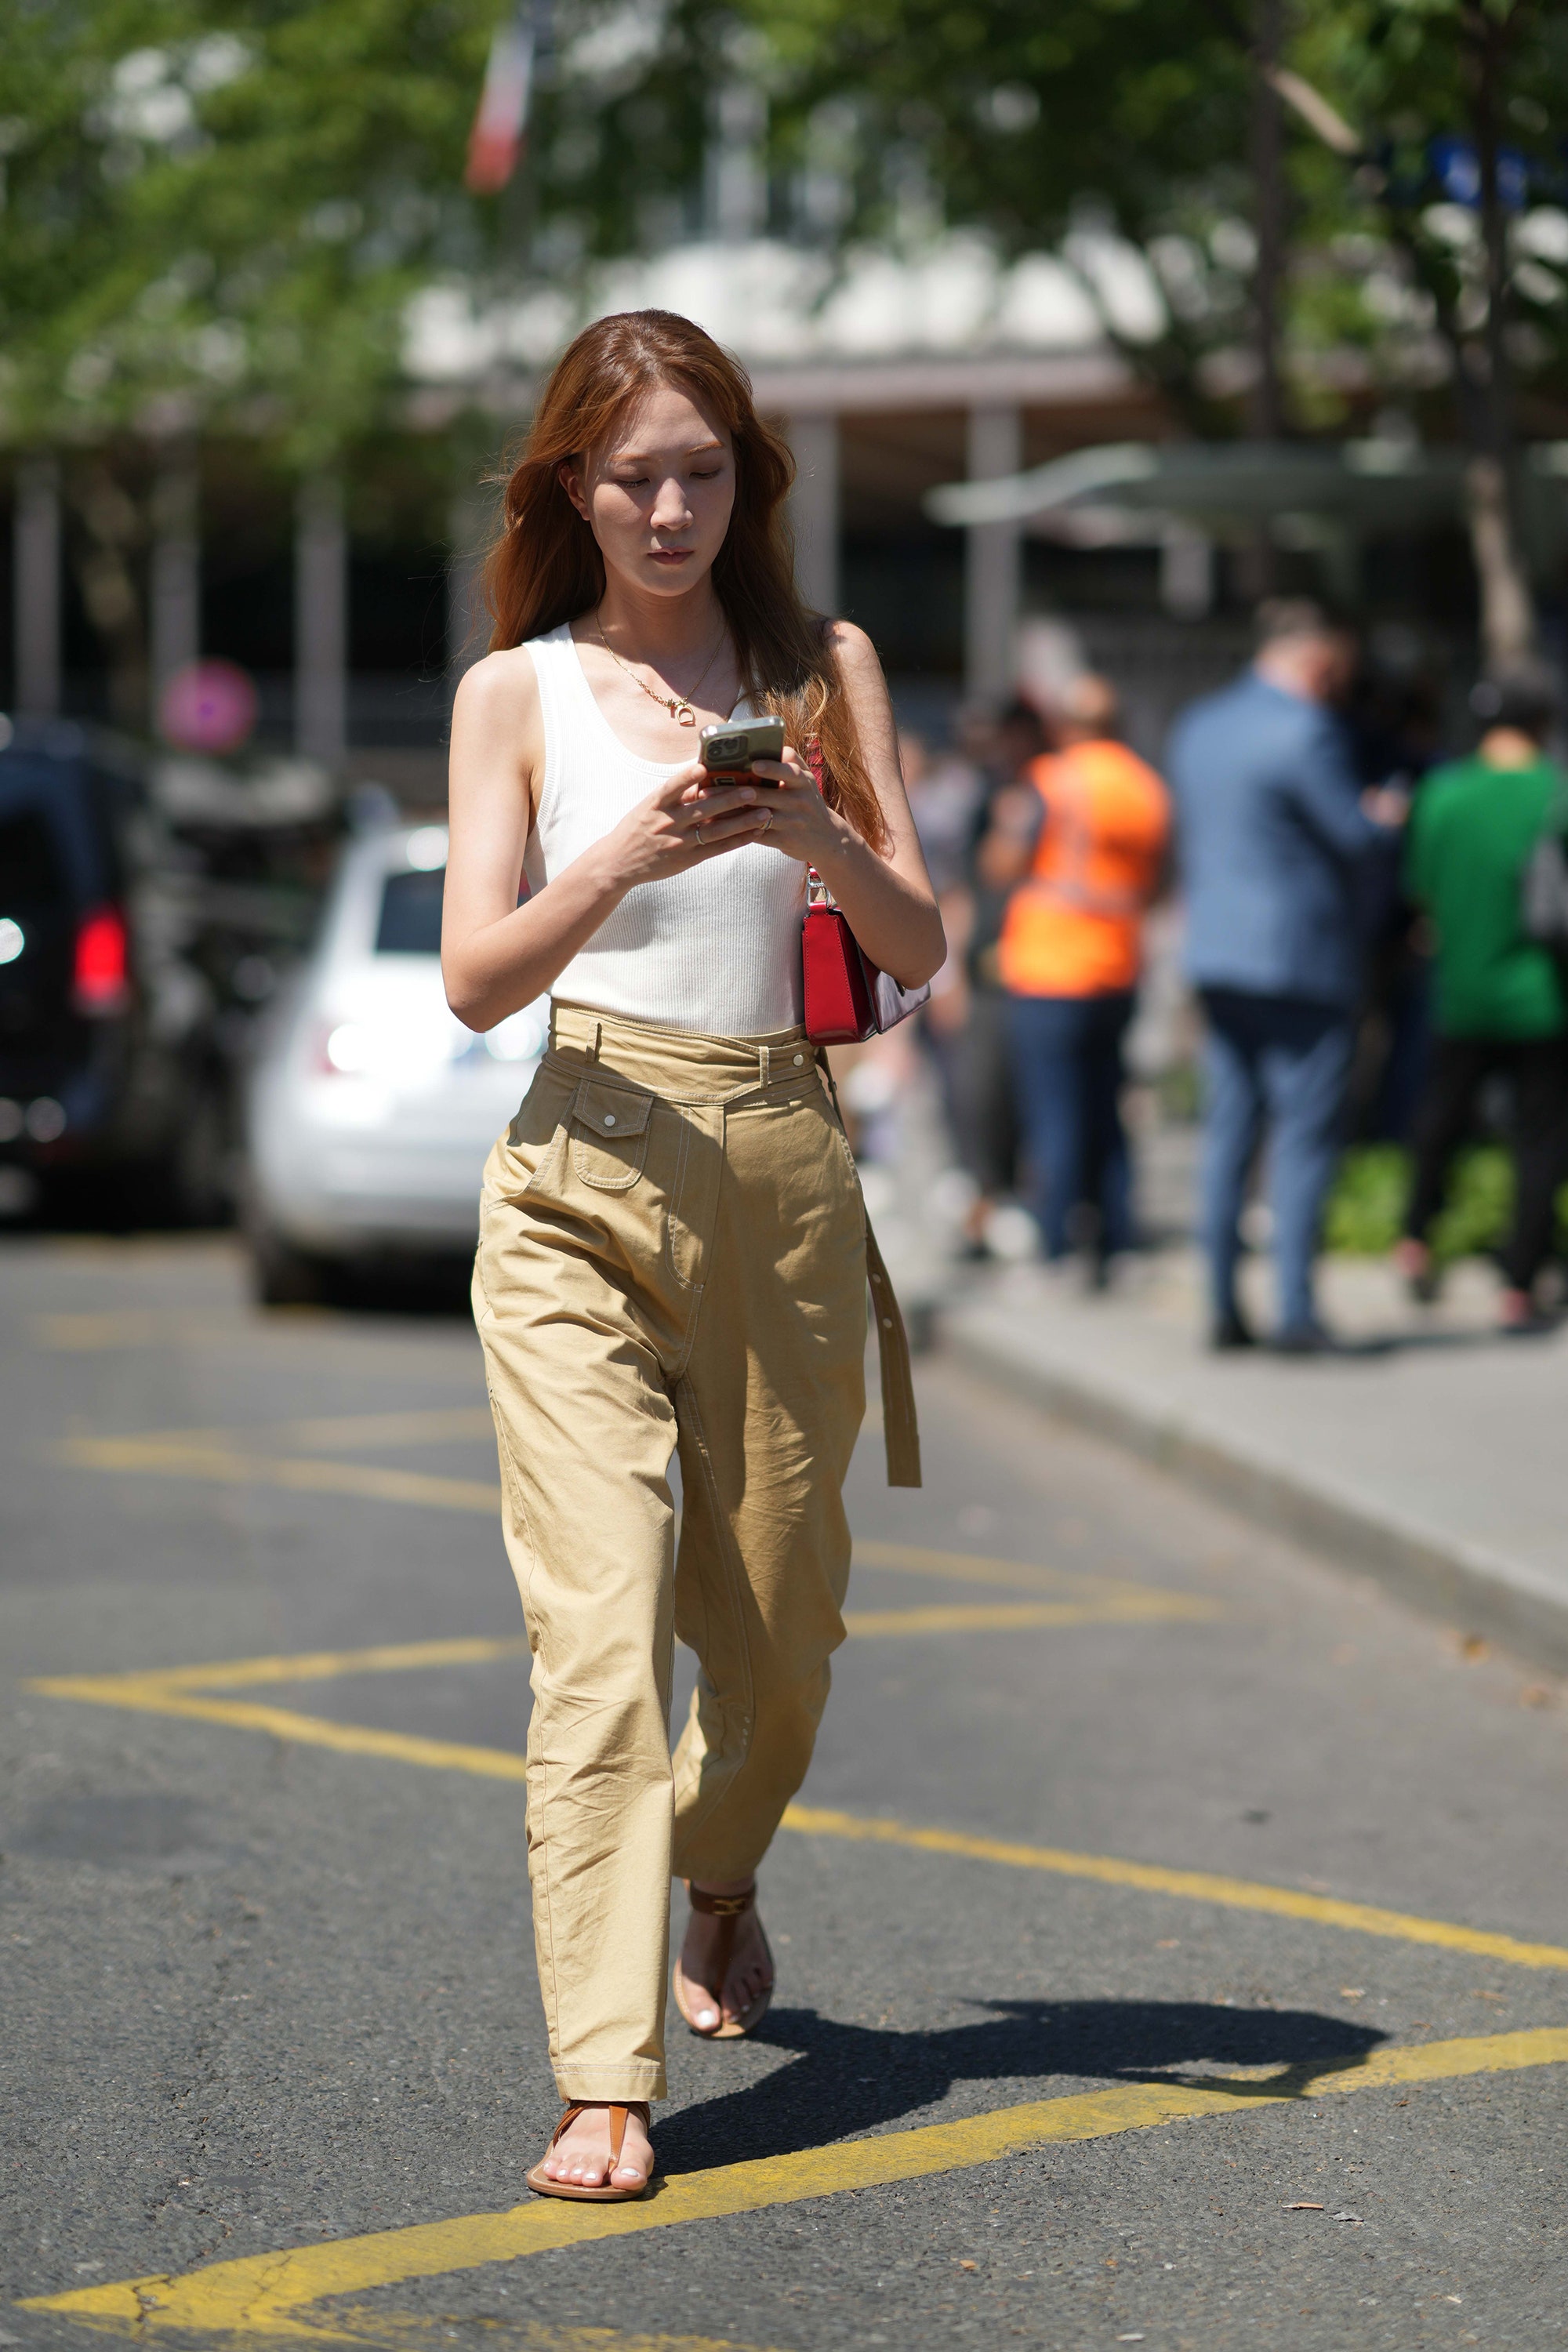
[484,308,884,847]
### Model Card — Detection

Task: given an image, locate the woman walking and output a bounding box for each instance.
[442,310,942,2200]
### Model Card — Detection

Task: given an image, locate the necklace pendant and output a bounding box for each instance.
[675,702,696,726]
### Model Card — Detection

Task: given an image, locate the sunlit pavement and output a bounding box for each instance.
[3,1232,1566,2352]
[946,1244,1568,1679]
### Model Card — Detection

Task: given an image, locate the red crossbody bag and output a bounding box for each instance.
[800,740,931,1045]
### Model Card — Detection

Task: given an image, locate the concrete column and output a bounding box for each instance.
[964,405,1023,704]
[1160,523,1215,619]
[294,474,347,768]
[13,456,62,718]
[150,450,200,722]
[787,413,839,616]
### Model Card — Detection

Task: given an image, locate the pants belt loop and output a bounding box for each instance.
[757,1044,771,1091]
[591,1018,602,1062]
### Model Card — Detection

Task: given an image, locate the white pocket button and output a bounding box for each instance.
[793,1052,804,1065]
[603,1113,616,1127]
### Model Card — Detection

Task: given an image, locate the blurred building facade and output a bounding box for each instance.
[3,224,1490,791]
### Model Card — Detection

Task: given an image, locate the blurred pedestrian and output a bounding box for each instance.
[1342,655,1443,1142]
[1168,601,1399,1352]
[953,700,1046,1253]
[1396,670,1568,1332]
[900,726,982,1163]
[899,726,980,901]
[984,674,1170,1282]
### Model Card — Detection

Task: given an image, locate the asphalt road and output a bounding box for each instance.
[2,1231,1566,2352]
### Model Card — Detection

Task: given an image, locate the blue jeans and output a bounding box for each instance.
[1007,991,1135,1259]
[1198,988,1355,1331]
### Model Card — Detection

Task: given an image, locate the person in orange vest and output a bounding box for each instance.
[981,673,1171,1279]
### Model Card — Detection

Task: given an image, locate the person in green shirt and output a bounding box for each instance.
[1397,670,1568,1330]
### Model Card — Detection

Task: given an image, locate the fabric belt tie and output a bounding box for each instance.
[864,1213,921,1488]
[813,1047,920,1490]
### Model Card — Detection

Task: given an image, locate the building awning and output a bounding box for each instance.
[926,438,1568,547]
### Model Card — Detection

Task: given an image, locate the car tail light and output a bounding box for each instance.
[313,1019,372,1075]
[72,906,131,1016]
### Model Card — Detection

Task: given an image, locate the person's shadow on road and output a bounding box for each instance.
[655,1998,1386,2172]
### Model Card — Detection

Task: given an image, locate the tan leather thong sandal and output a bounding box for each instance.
[671,1880,774,2039]
[524,2101,653,2201]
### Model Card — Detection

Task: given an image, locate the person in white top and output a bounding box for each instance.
[444,309,942,2201]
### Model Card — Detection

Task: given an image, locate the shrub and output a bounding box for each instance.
[1324,1143,1568,1261]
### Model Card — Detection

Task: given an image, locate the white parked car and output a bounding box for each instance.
[244,820,546,1302]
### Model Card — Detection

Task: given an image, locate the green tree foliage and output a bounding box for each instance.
[742,0,1256,426]
[751,0,1248,252]
[11,2,1566,460]
[1290,0,1568,383]
[0,0,503,463]
[741,0,1568,441]
[9,0,1568,700]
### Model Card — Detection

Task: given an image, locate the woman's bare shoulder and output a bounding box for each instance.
[825,618,883,682]
[452,643,540,731]
[825,619,895,735]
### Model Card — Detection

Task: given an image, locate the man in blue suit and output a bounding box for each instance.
[1168,601,1394,1351]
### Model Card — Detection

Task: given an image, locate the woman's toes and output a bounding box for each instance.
[683,1965,720,2029]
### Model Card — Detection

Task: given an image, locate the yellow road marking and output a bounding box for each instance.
[60,1438,1220,1624]
[843,1595,1215,1635]
[36,1309,331,1351]
[26,1657,1568,1972]
[98,1638,532,1692]
[330,2328,786,2352]
[24,2031,1568,2342]
[61,1437,502,1515]
[266,1408,497,1452]
[38,1311,209,1350]
[852,1538,1128,1592]
[25,1673,532,1782]
[66,1409,498,1454]
[852,1539,1219,1610]
[782,1805,1568,1972]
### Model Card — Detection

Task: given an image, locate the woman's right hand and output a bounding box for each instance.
[591,762,775,891]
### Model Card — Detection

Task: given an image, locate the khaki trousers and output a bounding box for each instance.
[474,1001,918,2102]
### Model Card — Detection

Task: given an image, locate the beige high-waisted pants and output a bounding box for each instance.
[474,1001,919,2103]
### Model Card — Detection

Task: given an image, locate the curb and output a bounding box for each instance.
[942,1299,1568,1680]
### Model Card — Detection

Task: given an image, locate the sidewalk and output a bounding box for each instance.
[942,1246,1568,1675]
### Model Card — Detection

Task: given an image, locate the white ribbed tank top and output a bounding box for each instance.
[521,622,805,1035]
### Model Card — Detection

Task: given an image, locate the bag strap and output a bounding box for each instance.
[815,1054,922,1489]
[804,736,832,904]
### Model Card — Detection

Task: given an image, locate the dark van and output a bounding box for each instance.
[0,720,228,1221]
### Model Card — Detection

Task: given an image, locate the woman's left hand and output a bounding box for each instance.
[689,744,854,875]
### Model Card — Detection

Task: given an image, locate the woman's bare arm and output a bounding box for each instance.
[441,649,770,1032]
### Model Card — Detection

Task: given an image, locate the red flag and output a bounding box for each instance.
[466,4,535,194]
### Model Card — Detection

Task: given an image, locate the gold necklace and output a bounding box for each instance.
[593,611,729,728]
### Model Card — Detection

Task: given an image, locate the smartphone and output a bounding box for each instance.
[699,716,786,779]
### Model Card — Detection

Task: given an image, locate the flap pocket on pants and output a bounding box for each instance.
[569,1077,654,1190]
